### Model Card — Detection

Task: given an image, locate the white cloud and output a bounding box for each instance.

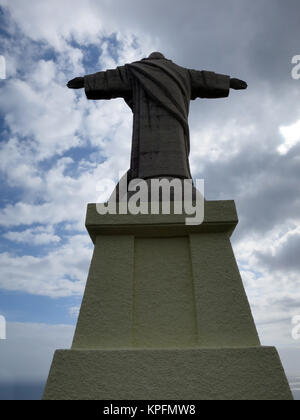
[278,119,300,155]
[190,119,256,173]
[0,77,84,161]
[0,234,92,298]
[0,0,104,51]
[4,226,61,245]
[0,0,157,59]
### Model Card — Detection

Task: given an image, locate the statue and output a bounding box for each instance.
[67,51,247,185]
[43,53,293,401]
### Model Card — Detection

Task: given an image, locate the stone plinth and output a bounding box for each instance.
[43,201,293,400]
[43,347,292,400]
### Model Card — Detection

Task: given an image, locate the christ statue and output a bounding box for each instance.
[67,52,247,184]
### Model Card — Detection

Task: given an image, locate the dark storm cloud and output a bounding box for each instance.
[200,139,300,236]
[102,0,300,82]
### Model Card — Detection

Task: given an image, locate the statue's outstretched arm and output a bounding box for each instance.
[66,67,131,100]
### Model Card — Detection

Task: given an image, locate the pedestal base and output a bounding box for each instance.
[43,346,292,400]
[43,201,293,400]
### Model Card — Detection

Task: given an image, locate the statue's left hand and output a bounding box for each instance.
[230,78,248,90]
[67,77,84,89]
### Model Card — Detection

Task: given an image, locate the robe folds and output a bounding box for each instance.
[84,58,230,180]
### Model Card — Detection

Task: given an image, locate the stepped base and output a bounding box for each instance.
[43,346,293,400]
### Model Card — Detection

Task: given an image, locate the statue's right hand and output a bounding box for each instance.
[230,78,248,90]
[67,77,84,89]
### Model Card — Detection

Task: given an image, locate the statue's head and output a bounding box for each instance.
[147,52,165,60]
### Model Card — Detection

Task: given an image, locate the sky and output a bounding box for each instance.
[0,0,300,400]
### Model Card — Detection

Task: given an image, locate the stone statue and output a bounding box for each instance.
[67,51,247,184]
[43,54,293,401]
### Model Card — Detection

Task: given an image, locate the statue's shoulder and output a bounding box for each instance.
[167,60,190,76]
[127,59,190,82]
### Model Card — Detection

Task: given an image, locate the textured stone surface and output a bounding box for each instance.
[133,237,197,347]
[73,201,258,349]
[72,235,134,349]
[43,200,293,400]
[43,347,293,400]
[190,233,260,347]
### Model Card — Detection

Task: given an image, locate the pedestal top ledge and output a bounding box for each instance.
[85,200,238,242]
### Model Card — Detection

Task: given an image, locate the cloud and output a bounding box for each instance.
[3,226,61,245]
[0,75,84,161]
[0,0,104,51]
[278,119,300,155]
[0,234,92,298]
[255,229,300,273]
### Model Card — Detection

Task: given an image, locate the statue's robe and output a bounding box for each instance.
[84,58,230,181]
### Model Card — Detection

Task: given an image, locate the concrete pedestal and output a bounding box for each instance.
[43,347,292,400]
[43,201,293,400]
